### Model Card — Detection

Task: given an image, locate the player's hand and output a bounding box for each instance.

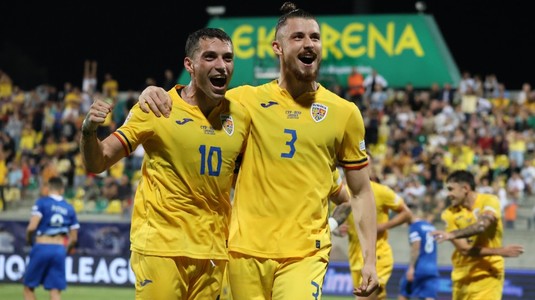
[431,230,452,243]
[501,244,524,257]
[82,95,112,133]
[138,86,172,118]
[353,263,379,297]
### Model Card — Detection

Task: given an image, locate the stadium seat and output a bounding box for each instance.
[106,199,123,214]
[73,199,85,213]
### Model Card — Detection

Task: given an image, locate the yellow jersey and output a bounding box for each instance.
[226,80,368,259]
[346,181,404,270]
[114,86,250,259]
[441,193,504,281]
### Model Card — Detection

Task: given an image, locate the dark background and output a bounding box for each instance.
[1,0,533,91]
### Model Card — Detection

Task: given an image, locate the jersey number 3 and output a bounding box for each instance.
[281,129,297,158]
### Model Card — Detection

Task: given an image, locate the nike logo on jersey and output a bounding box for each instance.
[261,101,278,108]
[176,118,193,125]
[139,279,153,287]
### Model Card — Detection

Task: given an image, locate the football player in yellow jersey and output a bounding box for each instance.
[335,158,412,300]
[80,28,250,299]
[432,170,524,300]
[138,3,379,299]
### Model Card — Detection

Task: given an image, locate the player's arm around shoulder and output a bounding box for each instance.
[138,85,172,118]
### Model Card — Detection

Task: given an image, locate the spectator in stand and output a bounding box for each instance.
[491,179,509,214]
[476,177,494,194]
[506,171,525,203]
[483,73,499,98]
[141,77,157,91]
[63,86,82,121]
[102,73,119,100]
[490,83,510,110]
[503,199,518,229]
[429,82,441,100]
[520,159,535,195]
[347,66,365,108]
[5,110,23,150]
[507,131,526,167]
[516,82,531,106]
[0,69,13,100]
[162,69,177,91]
[82,60,98,94]
[458,71,474,95]
[472,74,484,97]
[492,132,509,156]
[403,177,427,207]
[404,83,421,112]
[363,68,388,97]
[460,86,478,120]
[117,174,133,202]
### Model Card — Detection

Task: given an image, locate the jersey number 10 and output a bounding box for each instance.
[199,145,222,176]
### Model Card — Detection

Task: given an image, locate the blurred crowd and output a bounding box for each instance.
[339,67,535,229]
[1,62,535,228]
[0,61,178,216]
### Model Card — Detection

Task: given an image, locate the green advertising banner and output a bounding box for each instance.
[179,14,460,89]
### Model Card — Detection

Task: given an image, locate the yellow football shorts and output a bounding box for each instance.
[130,251,226,300]
[452,273,504,300]
[228,251,329,300]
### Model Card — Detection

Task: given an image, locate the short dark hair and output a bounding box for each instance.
[275,2,317,39]
[48,176,65,191]
[185,28,232,58]
[446,170,476,191]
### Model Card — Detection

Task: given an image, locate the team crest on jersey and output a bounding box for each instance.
[221,114,234,136]
[310,103,328,122]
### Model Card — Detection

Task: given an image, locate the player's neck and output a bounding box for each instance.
[180,84,196,105]
[463,192,478,209]
[181,84,221,117]
[277,76,318,99]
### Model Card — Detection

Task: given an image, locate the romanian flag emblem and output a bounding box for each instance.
[221,114,234,136]
[310,103,328,122]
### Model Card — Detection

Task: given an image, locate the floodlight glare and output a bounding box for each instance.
[206,6,226,17]
[415,1,427,13]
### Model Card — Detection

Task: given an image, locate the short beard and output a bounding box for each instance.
[292,63,320,82]
[295,69,318,82]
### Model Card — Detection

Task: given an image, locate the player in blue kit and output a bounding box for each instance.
[23,176,80,300]
[398,206,439,300]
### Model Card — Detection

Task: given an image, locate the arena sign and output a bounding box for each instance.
[178,14,461,89]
